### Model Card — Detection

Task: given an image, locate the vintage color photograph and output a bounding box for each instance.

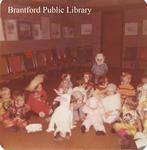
[0,0,147,150]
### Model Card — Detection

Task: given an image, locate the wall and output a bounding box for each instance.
[0,1,101,57]
[123,7,147,69]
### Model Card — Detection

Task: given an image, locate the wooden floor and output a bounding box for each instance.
[0,67,143,150]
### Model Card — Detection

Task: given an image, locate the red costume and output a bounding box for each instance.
[27,89,50,115]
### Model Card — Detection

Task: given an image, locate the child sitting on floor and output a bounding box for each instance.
[137,72,147,105]
[100,83,121,124]
[26,74,51,118]
[112,96,142,149]
[54,73,72,95]
[81,96,106,136]
[3,90,30,130]
[118,72,136,105]
[46,94,74,141]
[91,53,108,84]
[71,82,87,124]
[81,72,94,98]
[113,96,142,137]
[0,87,13,121]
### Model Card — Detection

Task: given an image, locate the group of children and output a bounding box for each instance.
[0,53,147,149]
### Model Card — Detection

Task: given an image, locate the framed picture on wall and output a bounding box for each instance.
[32,24,42,40]
[4,19,18,41]
[62,26,74,38]
[0,18,5,41]
[18,21,32,40]
[125,23,138,35]
[51,23,61,39]
[143,20,147,35]
[41,17,50,39]
[81,24,92,35]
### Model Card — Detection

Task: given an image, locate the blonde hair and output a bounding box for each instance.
[0,87,10,97]
[121,72,132,81]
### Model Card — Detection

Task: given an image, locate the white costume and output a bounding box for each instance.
[100,93,121,124]
[46,94,73,138]
[82,97,105,132]
[72,87,87,121]
[138,83,147,104]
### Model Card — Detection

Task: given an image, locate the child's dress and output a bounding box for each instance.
[82,97,106,133]
[46,94,73,138]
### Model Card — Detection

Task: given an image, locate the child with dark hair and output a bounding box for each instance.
[91,53,108,84]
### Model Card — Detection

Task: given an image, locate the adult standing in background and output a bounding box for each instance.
[91,53,108,84]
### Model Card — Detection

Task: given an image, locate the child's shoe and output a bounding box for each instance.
[96,131,105,136]
[81,125,86,133]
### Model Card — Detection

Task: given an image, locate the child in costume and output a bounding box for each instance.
[54,73,72,95]
[81,96,106,136]
[81,72,94,98]
[26,74,51,117]
[46,94,74,141]
[71,84,87,123]
[118,72,136,105]
[100,83,121,124]
[134,101,147,149]
[3,90,30,129]
[137,72,147,104]
[113,96,142,138]
[0,87,13,121]
[91,53,108,84]
[53,74,73,110]
[94,76,108,95]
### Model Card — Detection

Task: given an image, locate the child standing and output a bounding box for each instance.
[91,53,108,84]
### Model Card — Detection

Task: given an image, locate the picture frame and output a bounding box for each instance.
[125,22,138,35]
[41,17,50,40]
[81,24,92,35]
[18,21,32,40]
[0,18,5,41]
[4,19,18,41]
[143,20,147,35]
[32,23,42,40]
[62,26,74,38]
[51,23,61,39]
